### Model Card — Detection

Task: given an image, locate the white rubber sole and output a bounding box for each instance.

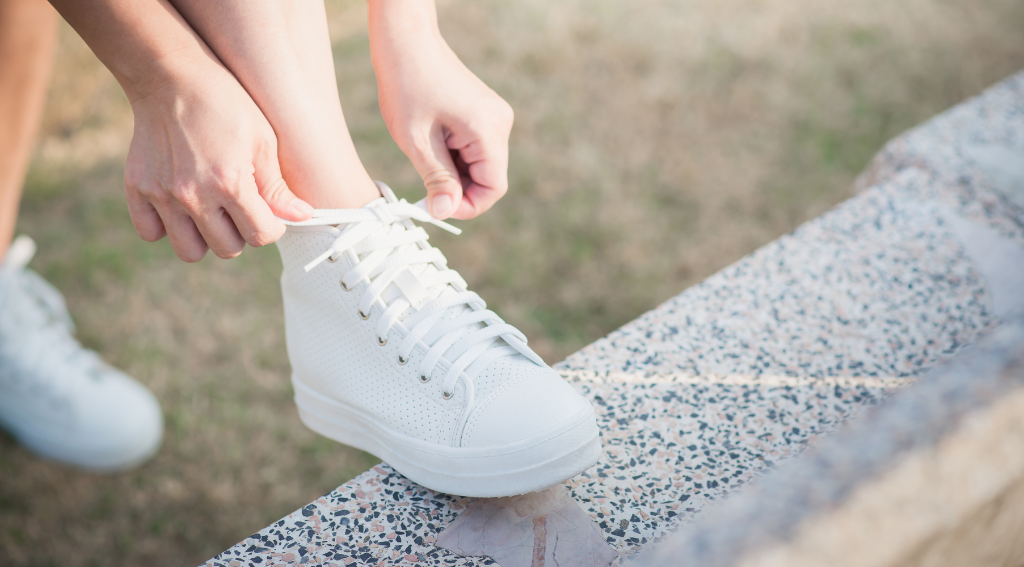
[292,376,602,497]
[0,397,163,472]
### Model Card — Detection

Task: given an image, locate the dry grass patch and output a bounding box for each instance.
[1,0,1022,565]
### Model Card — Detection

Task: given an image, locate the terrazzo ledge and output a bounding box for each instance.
[203,69,1024,566]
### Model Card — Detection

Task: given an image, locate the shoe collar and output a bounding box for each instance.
[0,235,37,275]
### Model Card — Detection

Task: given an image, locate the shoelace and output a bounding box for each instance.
[0,236,100,400]
[285,198,544,400]
[1,236,75,332]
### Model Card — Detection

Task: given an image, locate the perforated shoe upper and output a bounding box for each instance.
[277,183,595,449]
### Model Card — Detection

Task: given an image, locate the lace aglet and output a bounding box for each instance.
[411,198,462,235]
[438,222,462,236]
[304,249,334,272]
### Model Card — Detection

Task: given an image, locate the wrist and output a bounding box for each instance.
[121,46,221,105]
[368,0,445,64]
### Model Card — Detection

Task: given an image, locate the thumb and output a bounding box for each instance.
[411,130,463,220]
[254,155,313,222]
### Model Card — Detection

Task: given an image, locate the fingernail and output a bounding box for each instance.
[431,194,454,219]
[291,200,314,218]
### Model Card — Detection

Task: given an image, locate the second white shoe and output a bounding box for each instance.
[0,236,163,471]
[277,182,601,497]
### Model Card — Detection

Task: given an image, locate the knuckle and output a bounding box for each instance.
[477,201,497,216]
[498,101,514,125]
[260,177,287,201]
[245,226,278,248]
[209,166,241,198]
[170,179,197,204]
[258,129,279,154]
[123,157,150,191]
[123,168,143,193]
[137,225,164,242]
[132,180,164,201]
[422,169,458,191]
[177,245,207,263]
[459,206,485,220]
[460,139,484,160]
[406,131,435,161]
[214,247,242,260]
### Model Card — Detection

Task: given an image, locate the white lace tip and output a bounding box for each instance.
[412,198,463,235]
[441,222,463,236]
[304,249,334,272]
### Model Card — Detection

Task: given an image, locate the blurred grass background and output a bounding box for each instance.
[1,0,1022,565]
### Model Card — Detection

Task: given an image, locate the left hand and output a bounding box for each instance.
[370,2,514,221]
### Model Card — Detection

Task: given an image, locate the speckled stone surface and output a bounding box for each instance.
[634,318,1024,567]
[558,167,998,381]
[856,73,1024,245]
[203,71,1024,567]
[435,485,617,567]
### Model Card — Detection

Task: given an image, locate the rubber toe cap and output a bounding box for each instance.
[20,366,164,472]
[460,365,596,449]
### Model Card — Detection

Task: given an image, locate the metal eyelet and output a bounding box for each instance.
[442,390,454,400]
[358,309,369,320]
[327,255,338,263]
[419,373,431,383]
[340,279,351,291]
[377,336,388,346]
[397,355,409,365]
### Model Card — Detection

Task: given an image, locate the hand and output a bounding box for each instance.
[123,56,312,261]
[370,4,514,221]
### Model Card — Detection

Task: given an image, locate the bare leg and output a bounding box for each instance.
[169,1,379,210]
[0,0,57,259]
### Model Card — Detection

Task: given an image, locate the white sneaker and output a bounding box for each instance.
[277,182,601,497]
[0,236,163,471]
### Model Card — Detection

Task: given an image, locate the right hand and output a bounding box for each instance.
[123,57,312,262]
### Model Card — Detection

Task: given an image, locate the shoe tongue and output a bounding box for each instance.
[0,236,37,274]
[361,197,390,210]
[375,181,401,204]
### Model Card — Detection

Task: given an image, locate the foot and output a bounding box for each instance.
[0,236,163,471]
[277,182,601,497]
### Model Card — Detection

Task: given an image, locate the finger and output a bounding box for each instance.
[154,201,209,263]
[224,171,286,248]
[191,206,247,260]
[406,127,464,220]
[448,136,509,220]
[123,183,166,242]
[169,176,246,259]
[253,148,313,222]
[453,180,504,220]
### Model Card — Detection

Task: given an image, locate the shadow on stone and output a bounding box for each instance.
[437,485,618,567]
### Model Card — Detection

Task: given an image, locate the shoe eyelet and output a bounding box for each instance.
[442,390,454,400]
[340,279,351,291]
[327,255,338,263]
[358,309,369,320]
[377,336,388,346]
[397,355,408,365]
[419,373,431,383]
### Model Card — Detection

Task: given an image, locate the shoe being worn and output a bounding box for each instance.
[0,236,163,471]
[278,182,601,497]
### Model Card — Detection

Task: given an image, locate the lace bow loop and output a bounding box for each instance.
[285,198,461,273]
